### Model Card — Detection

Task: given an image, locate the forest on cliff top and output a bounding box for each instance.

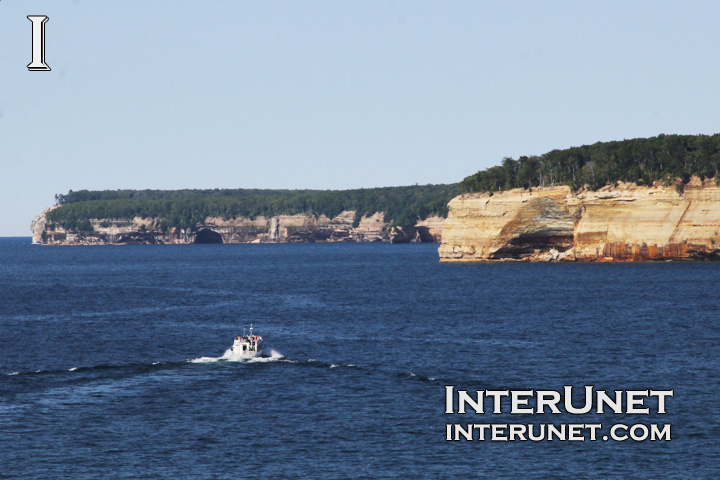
[47,185,457,231]
[459,133,720,194]
[46,134,720,232]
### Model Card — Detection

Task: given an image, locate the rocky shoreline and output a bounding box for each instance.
[439,178,720,262]
[31,209,445,245]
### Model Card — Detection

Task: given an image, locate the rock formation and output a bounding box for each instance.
[439,178,720,262]
[31,209,445,246]
[389,216,445,244]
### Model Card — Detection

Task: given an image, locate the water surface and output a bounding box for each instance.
[1,238,718,478]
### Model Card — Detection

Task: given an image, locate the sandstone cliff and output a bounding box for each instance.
[31,209,445,245]
[439,179,720,262]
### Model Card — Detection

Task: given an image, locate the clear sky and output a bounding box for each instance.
[2,1,720,236]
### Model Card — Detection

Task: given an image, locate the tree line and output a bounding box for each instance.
[459,134,720,194]
[47,185,457,231]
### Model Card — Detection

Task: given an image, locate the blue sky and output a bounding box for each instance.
[2,1,720,236]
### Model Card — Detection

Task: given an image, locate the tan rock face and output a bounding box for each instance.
[30,206,60,244]
[439,180,720,262]
[438,187,577,260]
[33,210,446,245]
[416,216,445,243]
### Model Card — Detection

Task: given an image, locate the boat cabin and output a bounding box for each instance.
[231,324,263,356]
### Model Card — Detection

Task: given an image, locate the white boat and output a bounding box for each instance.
[231,324,263,357]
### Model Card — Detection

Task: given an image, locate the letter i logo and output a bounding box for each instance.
[27,15,51,71]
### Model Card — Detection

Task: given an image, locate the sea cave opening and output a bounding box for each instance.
[194,228,223,244]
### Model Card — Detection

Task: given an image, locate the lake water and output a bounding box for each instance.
[1,238,718,479]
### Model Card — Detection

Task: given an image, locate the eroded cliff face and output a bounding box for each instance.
[439,179,720,262]
[31,210,445,245]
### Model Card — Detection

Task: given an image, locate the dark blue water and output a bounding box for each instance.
[1,238,718,479]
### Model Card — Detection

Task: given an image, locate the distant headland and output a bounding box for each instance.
[31,185,454,245]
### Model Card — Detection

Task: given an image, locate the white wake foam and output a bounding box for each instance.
[189,348,284,364]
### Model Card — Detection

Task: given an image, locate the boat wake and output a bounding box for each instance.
[3,352,444,388]
[189,348,285,364]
